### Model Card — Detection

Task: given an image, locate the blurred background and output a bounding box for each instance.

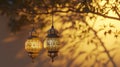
[0,0,120,67]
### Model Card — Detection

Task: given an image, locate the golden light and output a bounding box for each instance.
[44,26,60,62]
[25,28,42,62]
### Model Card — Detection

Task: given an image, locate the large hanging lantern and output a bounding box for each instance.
[44,26,60,62]
[44,5,60,62]
[25,28,42,62]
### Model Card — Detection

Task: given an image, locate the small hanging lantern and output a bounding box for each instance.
[44,26,60,62]
[25,27,42,63]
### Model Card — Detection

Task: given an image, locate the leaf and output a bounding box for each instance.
[98,28,104,31]
[118,31,120,34]
[104,31,107,36]
[78,51,86,55]
[108,30,112,34]
[114,34,118,38]
[109,23,115,28]
[103,25,106,28]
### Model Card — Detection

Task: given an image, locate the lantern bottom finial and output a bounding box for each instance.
[32,58,35,63]
[27,52,39,63]
[48,51,58,62]
[52,57,54,62]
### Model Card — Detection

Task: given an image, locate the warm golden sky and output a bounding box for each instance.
[0,0,120,67]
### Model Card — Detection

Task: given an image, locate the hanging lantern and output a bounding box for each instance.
[44,26,60,62]
[25,28,42,62]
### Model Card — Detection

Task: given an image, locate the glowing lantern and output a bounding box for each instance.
[44,26,60,62]
[25,28,42,62]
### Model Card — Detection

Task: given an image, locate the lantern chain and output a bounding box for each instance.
[52,4,54,27]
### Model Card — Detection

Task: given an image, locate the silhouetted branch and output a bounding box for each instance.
[114,6,120,18]
[89,11,120,21]
[28,9,120,21]
[82,18,117,67]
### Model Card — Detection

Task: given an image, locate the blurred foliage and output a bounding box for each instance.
[0,0,120,67]
[0,0,120,32]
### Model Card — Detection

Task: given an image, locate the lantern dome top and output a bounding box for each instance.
[47,26,59,38]
[28,27,38,38]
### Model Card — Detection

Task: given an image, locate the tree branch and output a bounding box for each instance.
[89,11,120,21]
[82,19,117,67]
[30,8,120,21]
[114,6,120,18]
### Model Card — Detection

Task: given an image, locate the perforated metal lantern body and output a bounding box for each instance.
[44,26,60,62]
[25,28,42,62]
